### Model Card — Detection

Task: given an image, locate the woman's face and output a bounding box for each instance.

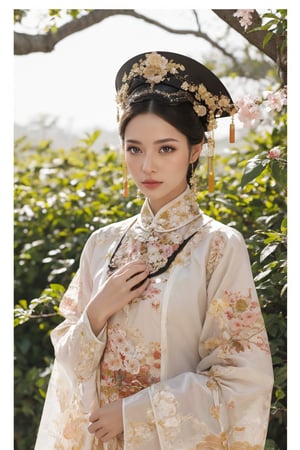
[123,112,201,214]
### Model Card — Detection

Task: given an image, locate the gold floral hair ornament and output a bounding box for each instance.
[115,51,238,192]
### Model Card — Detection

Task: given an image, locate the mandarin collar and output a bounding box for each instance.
[137,187,202,232]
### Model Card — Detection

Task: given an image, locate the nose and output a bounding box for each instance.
[142,152,157,174]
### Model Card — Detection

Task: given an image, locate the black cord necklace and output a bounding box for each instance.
[108,218,198,280]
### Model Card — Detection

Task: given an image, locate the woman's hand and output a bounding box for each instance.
[88,399,123,442]
[87,260,150,334]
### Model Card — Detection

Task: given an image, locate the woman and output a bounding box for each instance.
[35,51,274,450]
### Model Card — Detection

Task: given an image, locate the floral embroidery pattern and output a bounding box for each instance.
[126,419,157,449]
[59,271,80,316]
[195,431,263,450]
[100,324,161,402]
[111,230,181,274]
[73,323,99,382]
[53,400,93,449]
[139,189,201,231]
[202,289,269,356]
[132,279,164,309]
[109,188,203,279]
[206,232,226,283]
[152,389,182,436]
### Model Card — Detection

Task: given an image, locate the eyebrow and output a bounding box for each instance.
[125,138,180,144]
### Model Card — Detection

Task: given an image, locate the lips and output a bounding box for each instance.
[141,180,163,188]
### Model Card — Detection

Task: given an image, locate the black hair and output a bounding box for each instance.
[119,97,205,185]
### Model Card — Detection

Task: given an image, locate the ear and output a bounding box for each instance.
[190,143,203,164]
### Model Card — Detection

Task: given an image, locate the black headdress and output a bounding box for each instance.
[115,51,238,192]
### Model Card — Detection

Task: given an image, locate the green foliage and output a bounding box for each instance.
[261,9,287,53]
[251,9,287,52]
[14,114,286,449]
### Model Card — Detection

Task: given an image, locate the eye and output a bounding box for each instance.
[127,146,141,154]
[160,146,175,153]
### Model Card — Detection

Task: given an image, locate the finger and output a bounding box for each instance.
[95,428,113,442]
[126,269,147,282]
[116,260,148,276]
[126,270,149,291]
[88,421,101,434]
[131,275,150,291]
[89,410,99,423]
[129,278,151,297]
[101,431,115,442]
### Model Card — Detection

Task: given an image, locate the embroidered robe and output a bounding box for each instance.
[35,188,273,450]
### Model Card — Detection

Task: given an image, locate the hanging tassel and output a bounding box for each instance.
[189,162,198,198]
[122,154,128,197]
[207,130,215,193]
[229,116,235,143]
[208,156,214,193]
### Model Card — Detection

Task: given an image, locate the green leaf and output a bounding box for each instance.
[270,160,287,186]
[254,268,272,282]
[260,243,278,262]
[241,156,268,188]
[19,299,28,309]
[280,217,287,234]
[263,31,275,48]
[264,438,279,450]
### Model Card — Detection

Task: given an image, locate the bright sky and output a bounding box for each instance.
[14,9,251,135]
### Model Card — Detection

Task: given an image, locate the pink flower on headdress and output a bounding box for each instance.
[268,146,281,159]
[264,88,287,112]
[236,95,262,128]
[233,10,255,30]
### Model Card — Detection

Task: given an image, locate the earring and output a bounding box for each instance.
[229,115,235,143]
[122,154,128,198]
[207,131,215,193]
[189,162,198,197]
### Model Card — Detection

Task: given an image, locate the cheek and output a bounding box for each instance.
[125,156,138,174]
[172,154,190,173]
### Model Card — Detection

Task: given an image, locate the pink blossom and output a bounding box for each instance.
[265,88,287,112]
[233,10,255,30]
[242,311,257,327]
[231,318,243,334]
[104,352,122,371]
[124,357,140,375]
[162,244,177,258]
[268,147,281,159]
[236,96,262,128]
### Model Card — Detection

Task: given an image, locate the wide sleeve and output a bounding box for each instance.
[122,228,274,450]
[34,231,107,450]
[51,231,107,384]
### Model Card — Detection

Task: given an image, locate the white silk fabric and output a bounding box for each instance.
[35,187,273,450]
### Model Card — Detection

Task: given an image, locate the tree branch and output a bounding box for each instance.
[14,9,235,64]
[212,9,286,85]
[14,8,285,84]
[129,10,239,64]
[14,10,129,55]
[212,9,277,63]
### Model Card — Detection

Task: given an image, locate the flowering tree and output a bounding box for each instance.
[235,11,287,188]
